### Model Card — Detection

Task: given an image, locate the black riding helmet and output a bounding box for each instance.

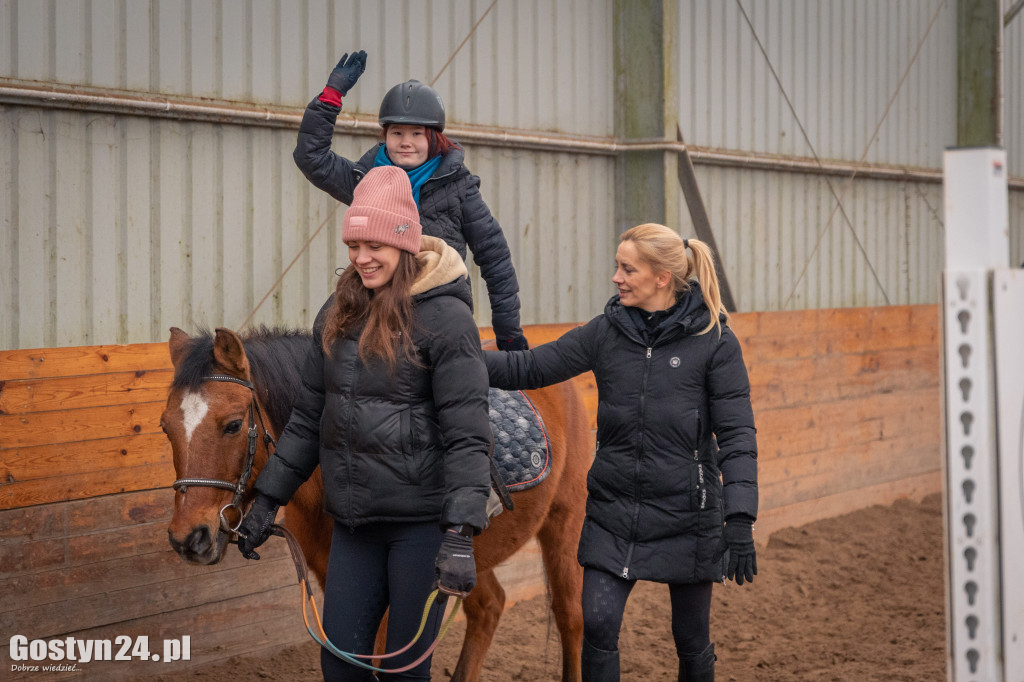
[379,79,446,131]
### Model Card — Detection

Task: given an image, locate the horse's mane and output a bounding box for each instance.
[171,326,313,434]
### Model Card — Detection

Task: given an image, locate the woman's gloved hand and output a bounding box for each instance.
[435,527,476,597]
[236,493,280,560]
[326,50,367,96]
[724,516,757,585]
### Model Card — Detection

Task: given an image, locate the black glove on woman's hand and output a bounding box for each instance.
[495,334,529,351]
[326,50,367,96]
[236,493,280,560]
[435,528,476,597]
[724,516,757,585]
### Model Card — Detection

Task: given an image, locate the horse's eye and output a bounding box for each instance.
[223,420,243,435]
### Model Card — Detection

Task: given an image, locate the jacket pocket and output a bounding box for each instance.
[400,408,419,484]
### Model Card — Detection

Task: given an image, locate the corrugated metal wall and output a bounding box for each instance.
[674,0,987,311]
[1008,7,1024,268]
[1,0,1022,349]
[0,0,616,349]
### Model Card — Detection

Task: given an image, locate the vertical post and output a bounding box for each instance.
[613,1,736,310]
[957,0,1003,145]
[992,269,1024,680]
[614,0,666,232]
[941,147,1009,682]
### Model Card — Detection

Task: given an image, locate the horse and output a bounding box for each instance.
[162,325,592,681]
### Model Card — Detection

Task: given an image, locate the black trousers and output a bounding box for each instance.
[581,566,712,659]
[320,521,448,681]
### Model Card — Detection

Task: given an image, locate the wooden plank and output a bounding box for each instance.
[0,400,164,449]
[0,369,174,414]
[65,489,170,535]
[756,470,942,539]
[2,434,171,485]
[759,445,940,509]
[750,350,938,412]
[755,387,938,458]
[0,343,171,381]
[0,585,310,681]
[0,503,64,541]
[66,520,175,568]
[759,435,941,488]
[0,537,67,577]
[5,549,298,637]
[0,463,173,510]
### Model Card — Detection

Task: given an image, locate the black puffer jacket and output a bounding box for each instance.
[486,288,758,583]
[257,238,492,532]
[293,97,523,342]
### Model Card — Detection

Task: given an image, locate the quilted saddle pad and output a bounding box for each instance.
[488,387,550,492]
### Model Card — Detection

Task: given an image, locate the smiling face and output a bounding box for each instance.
[612,240,675,312]
[385,124,430,169]
[347,240,403,289]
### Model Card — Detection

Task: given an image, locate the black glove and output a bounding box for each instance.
[326,50,367,96]
[236,493,280,560]
[435,527,476,597]
[724,516,757,585]
[495,334,529,351]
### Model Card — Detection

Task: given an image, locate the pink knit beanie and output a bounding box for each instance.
[342,166,423,254]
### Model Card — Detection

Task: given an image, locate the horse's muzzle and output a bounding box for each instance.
[168,525,226,565]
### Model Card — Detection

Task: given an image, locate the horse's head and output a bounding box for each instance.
[163,327,272,565]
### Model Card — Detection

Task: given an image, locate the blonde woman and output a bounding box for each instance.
[486,224,758,682]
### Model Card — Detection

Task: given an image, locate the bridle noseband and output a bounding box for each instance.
[171,374,276,533]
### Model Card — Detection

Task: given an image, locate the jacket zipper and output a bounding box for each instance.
[622,346,653,579]
[345,353,360,530]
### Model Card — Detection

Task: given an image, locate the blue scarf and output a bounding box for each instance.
[374,146,444,208]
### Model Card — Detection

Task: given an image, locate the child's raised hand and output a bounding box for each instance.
[327,50,367,96]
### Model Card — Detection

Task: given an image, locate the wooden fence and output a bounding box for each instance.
[0,305,941,679]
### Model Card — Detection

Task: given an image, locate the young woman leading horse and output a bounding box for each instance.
[162,167,590,681]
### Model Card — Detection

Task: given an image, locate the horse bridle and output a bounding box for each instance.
[171,374,276,534]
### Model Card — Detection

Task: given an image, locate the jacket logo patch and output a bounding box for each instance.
[395,223,410,234]
[669,356,681,368]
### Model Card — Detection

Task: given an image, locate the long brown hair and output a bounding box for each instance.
[380,124,460,159]
[620,223,729,337]
[321,252,422,370]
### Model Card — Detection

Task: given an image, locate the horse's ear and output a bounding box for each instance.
[168,327,190,369]
[213,327,250,380]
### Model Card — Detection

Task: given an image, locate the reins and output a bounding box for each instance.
[172,373,462,672]
[270,522,463,673]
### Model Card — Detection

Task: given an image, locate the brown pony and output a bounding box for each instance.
[162,326,591,681]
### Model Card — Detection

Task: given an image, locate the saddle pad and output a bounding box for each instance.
[488,387,550,492]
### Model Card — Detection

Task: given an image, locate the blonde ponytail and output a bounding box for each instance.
[684,238,729,337]
[620,224,729,337]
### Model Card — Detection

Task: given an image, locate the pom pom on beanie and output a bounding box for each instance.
[342,166,423,254]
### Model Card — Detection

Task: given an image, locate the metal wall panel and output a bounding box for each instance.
[680,167,945,311]
[1,0,613,136]
[678,0,957,168]
[0,101,616,349]
[3,0,1023,348]
[1008,8,1023,178]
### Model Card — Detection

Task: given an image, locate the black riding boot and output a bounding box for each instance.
[582,637,620,682]
[678,642,716,682]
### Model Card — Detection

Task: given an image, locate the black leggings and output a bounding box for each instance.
[320,521,449,682]
[581,567,712,659]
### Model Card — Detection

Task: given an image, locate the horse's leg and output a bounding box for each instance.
[537,496,585,682]
[450,568,505,682]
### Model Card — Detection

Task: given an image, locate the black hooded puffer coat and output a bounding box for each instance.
[293,97,523,343]
[486,288,758,583]
[256,240,492,532]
